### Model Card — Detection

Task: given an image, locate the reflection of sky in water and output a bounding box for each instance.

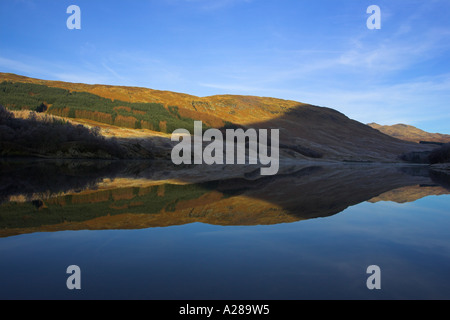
[0,195,449,300]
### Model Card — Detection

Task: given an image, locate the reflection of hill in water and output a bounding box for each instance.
[0,160,449,237]
[369,185,450,203]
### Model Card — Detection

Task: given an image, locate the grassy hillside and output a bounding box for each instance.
[368,123,450,144]
[0,72,300,127]
[0,81,204,134]
[0,72,438,162]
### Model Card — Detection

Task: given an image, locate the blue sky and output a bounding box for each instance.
[1,0,449,133]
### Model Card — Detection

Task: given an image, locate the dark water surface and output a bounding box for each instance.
[0,160,449,300]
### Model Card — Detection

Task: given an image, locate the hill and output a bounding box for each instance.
[0,72,437,162]
[368,123,450,144]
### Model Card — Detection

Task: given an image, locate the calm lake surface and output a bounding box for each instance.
[0,160,449,300]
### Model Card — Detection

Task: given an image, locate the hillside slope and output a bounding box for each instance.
[0,72,436,161]
[368,123,450,144]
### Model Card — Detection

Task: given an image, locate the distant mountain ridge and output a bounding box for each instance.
[0,72,437,162]
[368,123,450,144]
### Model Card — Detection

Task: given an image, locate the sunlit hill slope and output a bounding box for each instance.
[368,123,450,144]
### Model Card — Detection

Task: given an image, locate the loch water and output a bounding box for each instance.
[0,159,449,300]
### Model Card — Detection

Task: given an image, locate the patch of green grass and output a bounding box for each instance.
[0,81,204,134]
[0,183,213,229]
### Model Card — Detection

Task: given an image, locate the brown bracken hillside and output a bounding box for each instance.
[0,72,437,162]
[368,123,450,144]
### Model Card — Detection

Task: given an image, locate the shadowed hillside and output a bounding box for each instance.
[0,105,125,159]
[240,106,435,162]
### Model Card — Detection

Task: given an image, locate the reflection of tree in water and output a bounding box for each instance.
[430,169,450,190]
[400,163,450,190]
[31,200,45,209]
[1,160,450,236]
[0,159,199,204]
[0,160,127,204]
